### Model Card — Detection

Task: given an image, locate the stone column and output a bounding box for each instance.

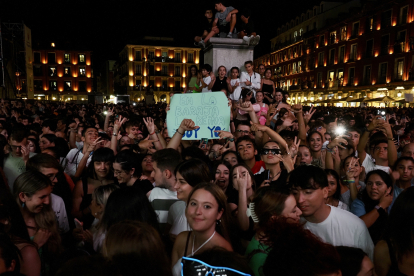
[203,37,256,75]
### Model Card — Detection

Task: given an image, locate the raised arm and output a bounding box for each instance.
[358,117,384,164]
[74,137,103,178]
[251,123,289,153]
[110,116,128,155]
[383,122,398,167]
[144,117,164,151]
[166,119,199,150]
[104,107,114,131]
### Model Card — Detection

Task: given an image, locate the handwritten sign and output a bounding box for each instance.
[166,92,230,140]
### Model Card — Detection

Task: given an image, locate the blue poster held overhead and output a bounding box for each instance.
[166,92,230,140]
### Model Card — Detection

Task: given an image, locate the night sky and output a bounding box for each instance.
[1,0,321,73]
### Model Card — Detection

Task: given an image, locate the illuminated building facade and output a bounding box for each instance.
[32,45,93,101]
[114,37,200,103]
[255,0,414,106]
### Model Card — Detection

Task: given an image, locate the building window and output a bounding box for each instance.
[328,49,335,65]
[340,26,347,41]
[188,53,194,63]
[34,80,43,91]
[366,39,374,58]
[381,34,390,55]
[350,44,357,61]
[317,72,323,88]
[328,70,335,83]
[79,81,87,92]
[363,65,371,85]
[34,52,41,63]
[49,81,57,91]
[298,45,302,56]
[175,80,181,89]
[162,80,168,89]
[400,6,408,25]
[64,54,70,63]
[379,63,388,83]
[79,67,86,77]
[175,53,181,62]
[135,65,142,75]
[381,10,392,29]
[352,22,360,37]
[161,65,168,76]
[34,65,42,76]
[64,67,71,76]
[78,54,85,63]
[49,67,57,77]
[293,47,297,58]
[288,49,291,59]
[135,79,142,90]
[294,31,298,42]
[319,35,325,46]
[48,53,56,64]
[64,81,72,91]
[330,31,336,44]
[318,52,324,67]
[298,61,302,73]
[287,64,291,75]
[338,69,344,85]
[348,67,355,85]
[313,8,317,16]
[175,66,181,76]
[396,59,404,80]
[320,4,324,12]
[135,50,142,61]
[367,17,374,32]
[293,63,297,74]
[148,51,155,60]
[396,30,406,53]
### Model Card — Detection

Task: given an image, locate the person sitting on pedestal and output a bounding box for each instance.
[198,1,238,48]
[194,9,214,46]
[238,9,260,46]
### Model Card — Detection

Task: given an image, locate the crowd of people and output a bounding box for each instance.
[1,59,414,276]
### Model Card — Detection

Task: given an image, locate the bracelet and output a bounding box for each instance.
[176,130,184,135]
[388,137,393,141]
[113,133,118,136]
[150,131,155,135]
[228,137,235,142]
[343,180,356,183]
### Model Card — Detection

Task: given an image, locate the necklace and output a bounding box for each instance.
[191,231,216,256]
[271,169,281,180]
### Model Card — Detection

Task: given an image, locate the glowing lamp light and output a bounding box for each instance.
[377,26,381,30]
[43,60,47,64]
[375,53,379,57]
[195,60,199,64]
[310,97,314,101]
[182,84,186,88]
[52,97,56,100]
[87,89,91,92]
[170,84,173,87]
[182,73,186,77]
[157,84,160,87]
[86,62,91,66]
[51,43,55,47]
[170,74,173,77]
[129,57,134,61]
[324,63,326,67]
[129,72,134,76]
[58,74,63,77]
[355,83,358,86]
[325,42,327,46]
[319,96,322,100]
[393,22,396,26]
[73,62,77,65]
[81,98,85,101]
[59,89,63,92]
[398,92,402,97]
[143,73,147,76]
[86,74,91,78]
[372,81,376,85]
[183,59,186,63]
[37,97,41,100]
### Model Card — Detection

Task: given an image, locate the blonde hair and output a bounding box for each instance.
[13,171,61,253]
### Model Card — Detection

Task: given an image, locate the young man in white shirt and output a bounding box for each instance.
[240,61,261,97]
[148,148,182,232]
[64,126,99,179]
[289,165,374,259]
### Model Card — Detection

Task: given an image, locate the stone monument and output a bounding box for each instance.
[203,37,256,74]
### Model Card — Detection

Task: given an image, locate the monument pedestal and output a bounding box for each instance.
[203,37,256,74]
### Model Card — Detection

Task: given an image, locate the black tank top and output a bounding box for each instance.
[80,177,95,229]
[261,83,273,93]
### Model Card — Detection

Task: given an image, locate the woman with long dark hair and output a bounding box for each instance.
[186,65,199,93]
[95,187,159,253]
[168,159,211,239]
[72,148,115,229]
[324,169,349,210]
[351,170,393,244]
[171,183,232,276]
[307,130,326,168]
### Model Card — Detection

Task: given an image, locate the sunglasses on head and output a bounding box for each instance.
[181,257,251,276]
[260,148,281,155]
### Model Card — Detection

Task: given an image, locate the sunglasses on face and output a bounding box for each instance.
[181,257,251,276]
[260,148,281,155]
[236,130,251,134]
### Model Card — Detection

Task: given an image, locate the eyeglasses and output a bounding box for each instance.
[313,126,323,131]
[236,130,251,134]
[47,174,57,182]
[181,257,251,276]
[114,170,125,175]
[260,148,281,155]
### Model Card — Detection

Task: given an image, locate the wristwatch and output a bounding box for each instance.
[113,132,118,136]
[375,205,386,215]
